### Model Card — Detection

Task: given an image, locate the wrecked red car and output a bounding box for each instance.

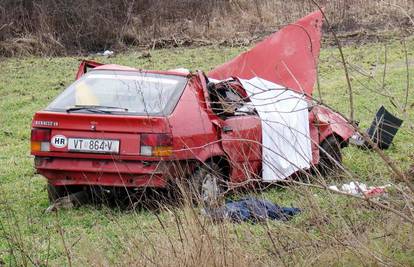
[30,11,354,203]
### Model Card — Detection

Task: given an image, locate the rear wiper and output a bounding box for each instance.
[87,105,128,111]
[66,106,111,114]
[66,105,128,113]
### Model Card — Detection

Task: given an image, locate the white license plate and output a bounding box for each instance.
[68,138,119,153]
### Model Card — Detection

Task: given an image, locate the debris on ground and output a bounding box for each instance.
[203,197,300,223]
[45,191,89,213]
[351,106,403,150]
[367,106,403,149]
[349,132,365,147]
[329,181,392,198]
[94,50,114,57]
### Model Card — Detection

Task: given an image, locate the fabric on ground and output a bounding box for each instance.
[204,197,301,223]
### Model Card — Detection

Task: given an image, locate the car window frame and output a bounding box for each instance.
[45,70,189,117]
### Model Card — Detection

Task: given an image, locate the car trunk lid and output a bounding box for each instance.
[32,111,171,157]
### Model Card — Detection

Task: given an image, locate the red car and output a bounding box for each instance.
[31,11,354,203]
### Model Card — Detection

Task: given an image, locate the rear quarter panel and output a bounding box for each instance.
[168,77,223,162]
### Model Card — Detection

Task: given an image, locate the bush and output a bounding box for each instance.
[0,0,413,55]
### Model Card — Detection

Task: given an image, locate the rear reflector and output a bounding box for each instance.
[140,146,153,156]
[31,128,51,152]
[140,134,173,156]
[31,141,50,152]
[153,146,173,157]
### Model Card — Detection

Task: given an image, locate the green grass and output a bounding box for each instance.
[0,38,413,266]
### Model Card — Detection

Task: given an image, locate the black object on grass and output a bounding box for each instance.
[366,106,403,149]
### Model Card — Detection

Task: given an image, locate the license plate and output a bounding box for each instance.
[68,138,119,154]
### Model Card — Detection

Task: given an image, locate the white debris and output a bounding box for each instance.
[102,50,114,56]
[95,50,115,57]
[328,185,339,191]
[329,181,392,197]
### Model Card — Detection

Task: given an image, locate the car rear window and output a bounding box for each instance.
[46,70,187,116]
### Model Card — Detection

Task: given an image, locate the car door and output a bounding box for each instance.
[212,83,262,183]
[221,115,262,182]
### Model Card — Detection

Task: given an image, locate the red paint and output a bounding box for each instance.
[221,116,262,182]
[31,128,51,141]
[31,11,354,190]
[141,134,173,146]
[313,105,354,143]
[75,60,103,79]
[208,11,323,96]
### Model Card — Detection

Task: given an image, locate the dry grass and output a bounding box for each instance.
[0,2,414,265]
[0,0,413,56]
[44,184,414,266]
[0,37,414,265]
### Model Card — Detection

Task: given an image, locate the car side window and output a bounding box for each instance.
[207,81,256,119]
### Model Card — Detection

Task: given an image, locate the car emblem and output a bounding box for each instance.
[34,120,58,127]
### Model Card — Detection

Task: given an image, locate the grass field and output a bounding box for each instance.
[0,37,413,266]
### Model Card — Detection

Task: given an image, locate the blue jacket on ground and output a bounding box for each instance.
[205,197,301,223]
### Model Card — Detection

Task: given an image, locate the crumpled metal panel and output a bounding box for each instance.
[208,11,323,96]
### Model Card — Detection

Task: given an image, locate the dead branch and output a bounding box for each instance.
[402,38,410,112]
[289,180,414,224]
[311,0,355,121]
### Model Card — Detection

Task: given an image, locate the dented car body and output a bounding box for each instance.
[31,11,354,201]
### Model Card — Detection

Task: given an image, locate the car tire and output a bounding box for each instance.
[318,135,342,175]
[190,161,226,207]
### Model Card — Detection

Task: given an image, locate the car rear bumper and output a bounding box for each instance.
[34,156,192,188]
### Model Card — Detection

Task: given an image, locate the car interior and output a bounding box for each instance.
[207,80,256,119]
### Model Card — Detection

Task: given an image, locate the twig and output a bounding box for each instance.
[154,212,178,258]
[289,180,414,224]
[310,0,355,122]
[380,0,414,27]
[55,212,72,267]
[311,97,414,194]
[402,38,410,112]
[382,44,387,91]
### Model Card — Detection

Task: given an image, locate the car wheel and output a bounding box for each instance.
[190,162,226,207]
[318,135,342,175]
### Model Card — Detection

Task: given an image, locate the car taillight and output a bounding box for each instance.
[140,134,173,157]
[31,128,51,152]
